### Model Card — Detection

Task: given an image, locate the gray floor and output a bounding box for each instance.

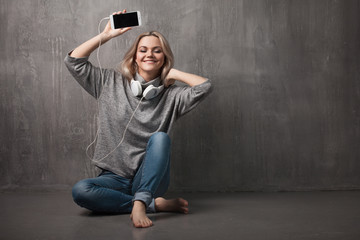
[0,190,359,240]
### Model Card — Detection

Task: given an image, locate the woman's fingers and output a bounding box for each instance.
[112,9,126,16]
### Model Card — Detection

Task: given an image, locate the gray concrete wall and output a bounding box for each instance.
[1,0,359,191]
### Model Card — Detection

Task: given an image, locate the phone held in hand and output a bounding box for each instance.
[110,11,141,29]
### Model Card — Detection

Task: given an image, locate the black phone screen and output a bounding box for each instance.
[113,12,139,28]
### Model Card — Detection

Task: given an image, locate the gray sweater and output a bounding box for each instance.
[64,54,212,178]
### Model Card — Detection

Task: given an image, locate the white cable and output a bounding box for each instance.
[87,96,144,162]
[97,17,109,89]
[85,17,109,160]
[85,16,142,162]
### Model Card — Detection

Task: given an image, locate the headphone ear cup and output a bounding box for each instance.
[143,85,157,100]
[131,80,142,97]
[143,85,165,100]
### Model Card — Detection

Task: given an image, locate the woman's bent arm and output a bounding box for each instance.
[166,69,208,87]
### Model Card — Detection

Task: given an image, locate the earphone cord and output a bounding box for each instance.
[97,17,110,90]
[86,96,144,162]
[86,16,142,162]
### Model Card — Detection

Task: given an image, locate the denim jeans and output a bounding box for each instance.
[72,132,171,213]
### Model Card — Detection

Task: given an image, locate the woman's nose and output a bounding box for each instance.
[146,51,154,57]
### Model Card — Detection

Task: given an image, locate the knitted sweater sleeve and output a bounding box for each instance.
[173,79,213,117]
[64,53,113,99]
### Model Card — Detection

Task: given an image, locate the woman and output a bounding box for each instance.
[64,10,212,228]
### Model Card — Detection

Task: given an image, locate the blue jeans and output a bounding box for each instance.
[72,132,171,213]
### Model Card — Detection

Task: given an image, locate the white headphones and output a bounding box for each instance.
[130,79,164,100]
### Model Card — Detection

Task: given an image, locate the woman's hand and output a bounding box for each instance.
[102,10,132,40]
[164,69,178,87]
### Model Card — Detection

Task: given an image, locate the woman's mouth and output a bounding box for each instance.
[143,59,157,63]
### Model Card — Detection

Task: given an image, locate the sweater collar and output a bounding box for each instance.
[135,73,162,88]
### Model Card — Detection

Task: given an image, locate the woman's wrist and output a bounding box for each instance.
[99,32,113,45]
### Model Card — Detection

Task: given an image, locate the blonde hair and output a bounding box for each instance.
[119,31,174,87]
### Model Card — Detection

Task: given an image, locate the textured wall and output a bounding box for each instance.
[1,0,359,191]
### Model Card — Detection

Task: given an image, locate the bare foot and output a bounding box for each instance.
[155,197,189,213]
[131,201,153,228]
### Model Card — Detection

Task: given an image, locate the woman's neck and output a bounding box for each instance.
[138,70,160,82]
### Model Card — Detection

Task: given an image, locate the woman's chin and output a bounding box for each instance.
[139,68,161,76]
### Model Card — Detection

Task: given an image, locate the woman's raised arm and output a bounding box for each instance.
[70,10,131,58]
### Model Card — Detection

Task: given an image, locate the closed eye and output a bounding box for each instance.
[138,46,163,53]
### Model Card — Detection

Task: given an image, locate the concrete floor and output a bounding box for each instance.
[0,190,359,240]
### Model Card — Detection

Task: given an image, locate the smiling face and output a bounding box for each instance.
[135,36,165,81]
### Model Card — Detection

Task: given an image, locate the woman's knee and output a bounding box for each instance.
[149,132,171,147]
[72,179,92,206]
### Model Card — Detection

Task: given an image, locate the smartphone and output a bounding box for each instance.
[110,11,141,29]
